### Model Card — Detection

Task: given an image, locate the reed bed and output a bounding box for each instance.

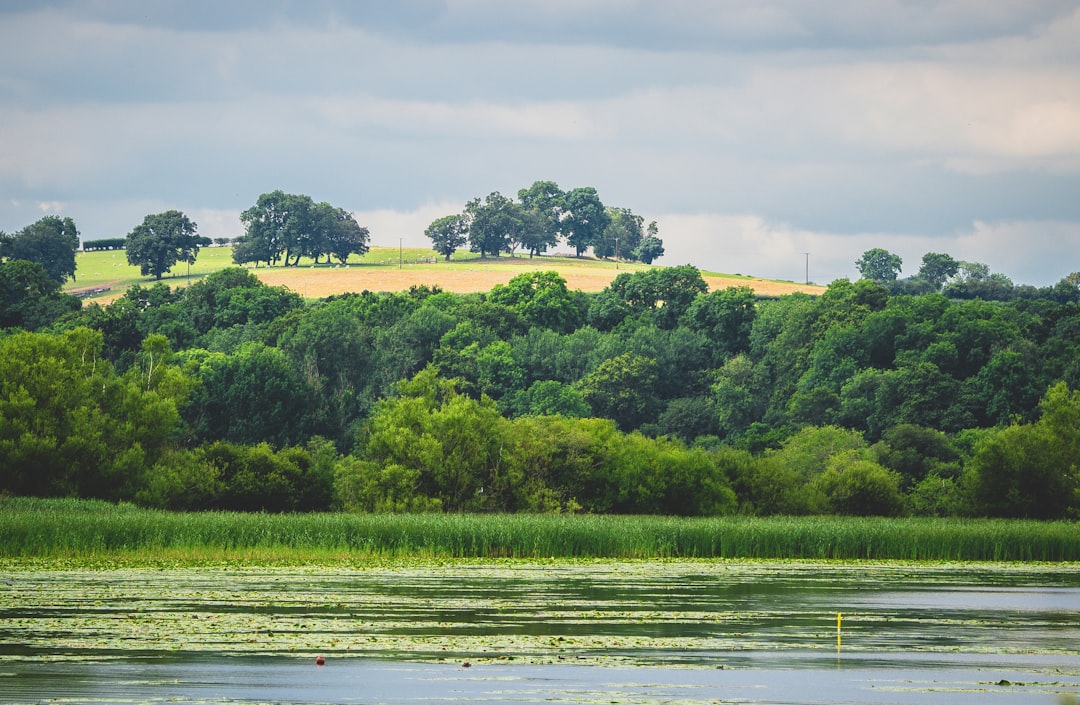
[1,497,1077,562]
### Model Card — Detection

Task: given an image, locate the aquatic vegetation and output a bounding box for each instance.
[1,498,1078,563]
[1,561,1078,668]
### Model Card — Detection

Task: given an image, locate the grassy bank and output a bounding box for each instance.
[2,498,1077,564]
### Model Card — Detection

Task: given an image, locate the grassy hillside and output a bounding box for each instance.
[66,246,825,303]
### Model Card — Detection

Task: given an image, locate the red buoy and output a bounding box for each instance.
[315,656,326,666]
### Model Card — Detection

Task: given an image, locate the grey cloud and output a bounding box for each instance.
[2,0,1078,287]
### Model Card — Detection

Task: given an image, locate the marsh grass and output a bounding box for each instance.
[1,498,1077,563]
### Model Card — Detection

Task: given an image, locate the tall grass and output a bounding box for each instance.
[2,498,1077,562]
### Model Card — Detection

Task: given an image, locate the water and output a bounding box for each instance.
[1,561,1078,704]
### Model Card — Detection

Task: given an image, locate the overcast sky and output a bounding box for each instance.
[2,1,1078,286]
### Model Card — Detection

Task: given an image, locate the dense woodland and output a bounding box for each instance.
[2,205,1080,520]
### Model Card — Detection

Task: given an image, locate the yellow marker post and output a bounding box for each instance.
[836,612,842,650]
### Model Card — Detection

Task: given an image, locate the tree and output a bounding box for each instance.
[517,180,565,257]
[507,380,590,418]
[563,187,610,257]
[316,203,370,265]
[125,210,205,280]
[0,260,81,330]
[917,252,959,290]
[965,382,1080,519]
[682,285,757,365]
[576,352,660,431]
[812,451,904,516]
[236,190,317,267]
[0,215,80,283]
[0,328,180,500]
[598,207,644,260]
[633,235,665,265]
[465,192,521,258]
[599,265,708,330]
[855,248,903,283]
[425,214,470,261]
[487,270,585,332]
[181,342,315,447]
[874,424,958,488]
[358,368,517,511]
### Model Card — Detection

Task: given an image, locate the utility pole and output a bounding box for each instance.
[615,237,619,269]
[804,252,810,285]
[399,237,403,269]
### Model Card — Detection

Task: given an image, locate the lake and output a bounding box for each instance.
[1,560,1078,703]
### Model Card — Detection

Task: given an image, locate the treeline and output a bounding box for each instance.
[425,181,664,263]
[1,191,368,286]
[2,257,1080,519]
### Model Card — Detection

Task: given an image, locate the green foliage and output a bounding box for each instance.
[465,191,522,258]
[516,180,565,257]
[316,203,370,265]
[0,260,81,330]
[358,368,513,511]
[235,191,368,267]
[1,215,80,283]
[182,342,316,447]
[273,298,377,447]
[577,352,660,431]
[4,233,1080,520]
[598,265,708,330]
[81,237,127,251]
[812,451,905,516]
[917,252,959,290]
[597,207,643,260]
[125,210,205,280]
[0,328,179,499]
[335,458,443,513]
[855,247,903,283]
[488,271,585,333]
[424,214,469,261]
[506,380,590,418]
[965,383,1080,519]
[139,439,336,512]
[563,187,610,257]
[874,424,959,488]
[632,235,665,265]
[682,285,757,365]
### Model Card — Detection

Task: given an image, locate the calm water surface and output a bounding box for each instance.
[1,561,1078,704]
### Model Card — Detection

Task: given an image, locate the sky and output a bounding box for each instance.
[1,0,1079,287]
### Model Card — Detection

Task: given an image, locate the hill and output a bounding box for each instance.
[66,246,826,304]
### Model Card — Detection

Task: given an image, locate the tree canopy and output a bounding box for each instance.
[234,191,369,267]
[0,215,80,283]
[427,182,662,263]
[856,248,903,283]
[3,231,1079,519]
[125,210,207,280]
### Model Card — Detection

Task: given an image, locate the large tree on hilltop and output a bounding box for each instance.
[563,187,610,257]
[465,192,523,258]
[517,180,565,257]
[597,207,643,261]
[315,203,370,265]
[126,210,206,280]
[236,190,316,267]
[425,214,470,261]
